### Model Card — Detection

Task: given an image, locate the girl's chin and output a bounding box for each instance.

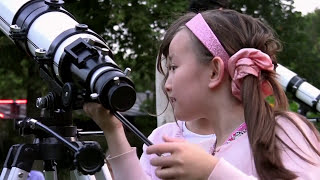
[173,112,181,120]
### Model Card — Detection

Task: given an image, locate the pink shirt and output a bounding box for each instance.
[107,113,320,180]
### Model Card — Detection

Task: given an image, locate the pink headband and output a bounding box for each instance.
[185,13,230,64]
[185,14,275,101]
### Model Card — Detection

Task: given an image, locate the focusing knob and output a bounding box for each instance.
[74,143,105,175]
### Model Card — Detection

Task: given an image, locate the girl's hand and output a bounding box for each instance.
[83,102,132,157]
[83,102,123,133]
[146,136,218,180]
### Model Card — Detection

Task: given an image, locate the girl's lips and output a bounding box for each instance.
[169,97,176,103]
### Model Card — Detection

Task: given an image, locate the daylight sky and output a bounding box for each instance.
[293,0,320,15]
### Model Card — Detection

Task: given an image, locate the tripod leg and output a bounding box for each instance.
[0,168,10,180]
[6,144,38,180]
[93,164,113,180]
[44,170,58,180]
[70,170,96,180]
[43,160,58,180]
[0,144,20,180]
[6,168,29,180]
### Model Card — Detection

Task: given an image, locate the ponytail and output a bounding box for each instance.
[242,70,320,179]
[242,72,297,179]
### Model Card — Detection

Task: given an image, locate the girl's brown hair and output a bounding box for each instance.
[156,9,320,180]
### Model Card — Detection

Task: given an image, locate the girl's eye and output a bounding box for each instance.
[169,64,177,71]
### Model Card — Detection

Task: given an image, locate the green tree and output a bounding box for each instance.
[304,9,320,83]
[231,0,320,86]
[0,36,28,99]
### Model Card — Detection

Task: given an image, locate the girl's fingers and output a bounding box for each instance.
[155,166,179,179]
[146,143,179,155]
[147,136,185,155]
[150,154,177,167]
[83,102,92,114]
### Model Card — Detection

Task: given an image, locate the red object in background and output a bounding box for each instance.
[0,99,27,104]
[0,99,27,119]
[15,99,27,104]
[0,99,14,104]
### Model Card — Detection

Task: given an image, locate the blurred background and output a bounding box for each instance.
[0,0,319,177]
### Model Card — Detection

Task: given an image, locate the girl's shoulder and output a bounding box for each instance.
[275,113,320,178]
[275,112,317,137]
[275,112,320,160]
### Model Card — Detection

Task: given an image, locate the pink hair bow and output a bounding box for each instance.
[228,48,274,100]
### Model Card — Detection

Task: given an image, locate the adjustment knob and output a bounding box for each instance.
[74,143,105,175]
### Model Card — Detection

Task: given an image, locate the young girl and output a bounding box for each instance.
[83,9,320,179]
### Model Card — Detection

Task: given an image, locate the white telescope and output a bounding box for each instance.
[0,0,136,178]
[0,0,136,112]
[276,64,320,112]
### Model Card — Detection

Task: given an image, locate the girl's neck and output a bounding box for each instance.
[210,103,245,147]
[185,118,215,135]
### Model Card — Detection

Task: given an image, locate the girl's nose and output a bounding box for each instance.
[164,76,172,93]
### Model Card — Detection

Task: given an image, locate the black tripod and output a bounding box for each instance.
[0,99,112,180]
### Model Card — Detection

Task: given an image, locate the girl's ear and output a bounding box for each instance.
[208,57,225,89]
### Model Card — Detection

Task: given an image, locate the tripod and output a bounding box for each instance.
[0,109,113,180]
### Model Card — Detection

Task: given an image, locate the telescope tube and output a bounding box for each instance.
[276,64,320,112]
[0,0,136,111]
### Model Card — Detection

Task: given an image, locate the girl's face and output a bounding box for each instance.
[165,29,212,121]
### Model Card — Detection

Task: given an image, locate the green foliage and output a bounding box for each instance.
[231,0,320,129]
[0,37,28,98]
[231,0,320,88]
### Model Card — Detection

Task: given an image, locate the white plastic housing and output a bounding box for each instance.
[276,64,320,112]
[0,0,104,79]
